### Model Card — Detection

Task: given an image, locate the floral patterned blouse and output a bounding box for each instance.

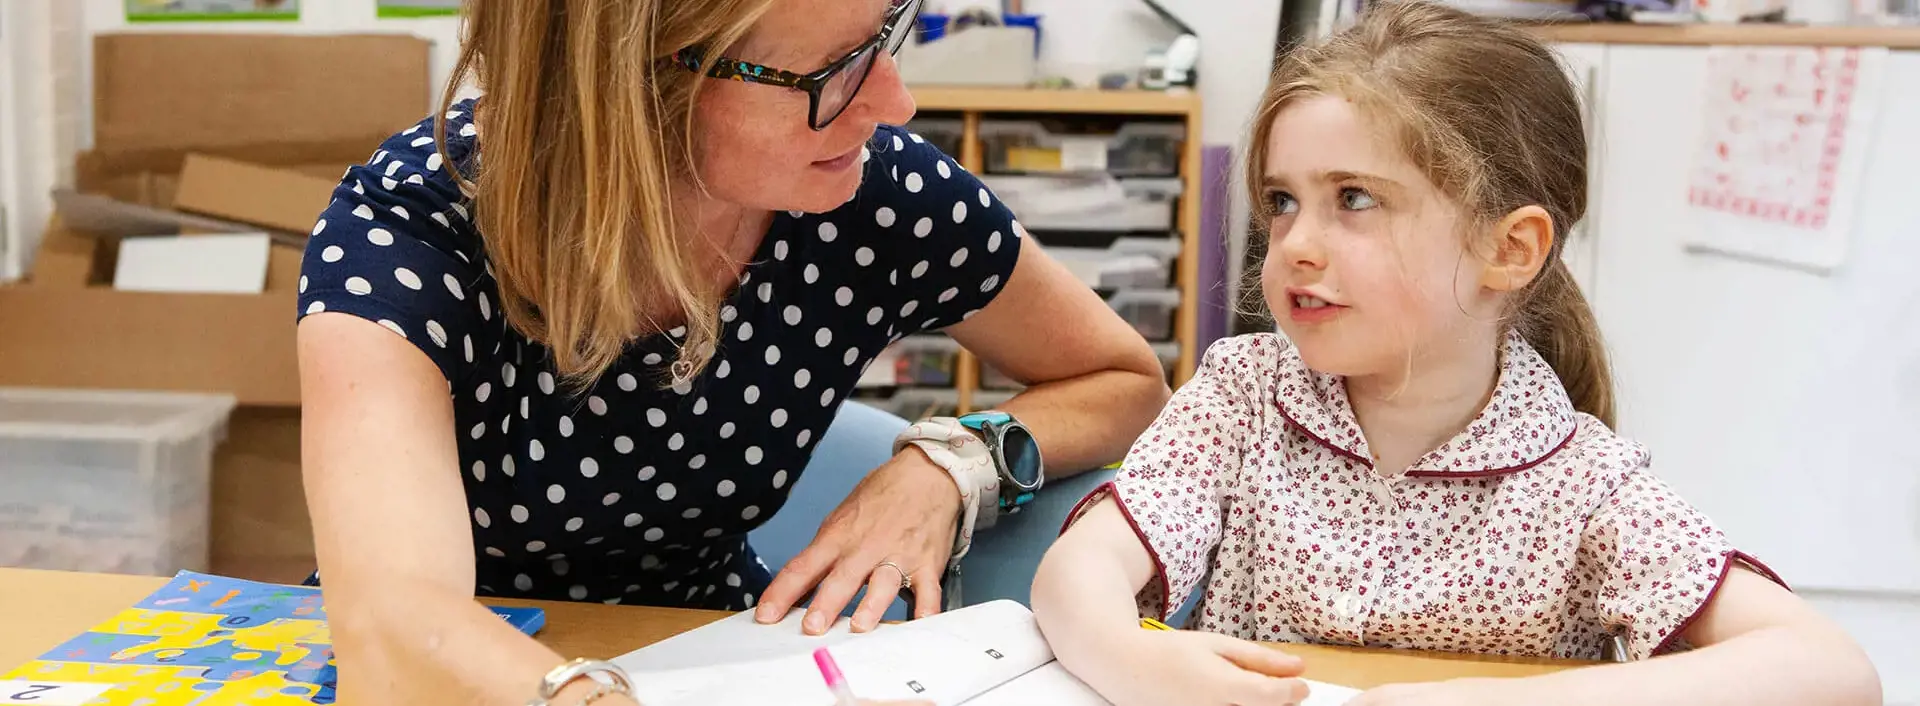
[1066,333,1783,661]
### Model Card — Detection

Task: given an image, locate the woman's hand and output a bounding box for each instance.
[756,449,962,634]
[1093,629,1312,706]
[1345,678,1525,706]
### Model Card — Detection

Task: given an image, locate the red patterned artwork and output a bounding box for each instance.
[1688,47,1862,231]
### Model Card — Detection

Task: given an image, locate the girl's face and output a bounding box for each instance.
[1260,95,1503,377]
[692,0,917,215]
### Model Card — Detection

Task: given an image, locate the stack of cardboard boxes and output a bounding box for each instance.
[0,33,436,581]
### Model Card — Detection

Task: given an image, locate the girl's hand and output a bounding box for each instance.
[1099,629,1313,706]
[757,450,962,634]
[1347,678,1524,706]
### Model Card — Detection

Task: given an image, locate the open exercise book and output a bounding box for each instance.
[614,600,1361,706]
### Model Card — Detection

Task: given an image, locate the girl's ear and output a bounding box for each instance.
[1478,205,1555,293]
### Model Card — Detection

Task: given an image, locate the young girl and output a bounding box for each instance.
[1030,3,1881,704]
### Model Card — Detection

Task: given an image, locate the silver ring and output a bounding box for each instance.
[874,561,911,591]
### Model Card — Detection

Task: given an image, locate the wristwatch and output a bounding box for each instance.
[957,411,1045,513]
[892,410,1045,611]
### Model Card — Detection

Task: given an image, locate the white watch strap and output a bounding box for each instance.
[894,418,1000,564]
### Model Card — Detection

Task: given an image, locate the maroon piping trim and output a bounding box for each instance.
[1060,482,1179,623]
[1402,423,1579,479]
[1279,399,1581,479]
[1652,550,1792,656]
[1274,402,1374,469]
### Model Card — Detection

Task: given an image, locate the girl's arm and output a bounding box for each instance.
[1032,498,1163,676]
[1356,469,1882,706]
[1506,567,1880,705]
[1034,499,1311,706]
[1030,337,1320,706]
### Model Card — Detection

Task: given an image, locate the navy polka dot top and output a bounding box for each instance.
[296,101,1022,610]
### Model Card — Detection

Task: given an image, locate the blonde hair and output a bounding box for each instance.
[435,0,779,388]
[1245,0,1615,426]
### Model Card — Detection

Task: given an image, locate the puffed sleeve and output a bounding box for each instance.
[1061,336,1267,621]
[296,105,499,385]
[853,124,1023,336]
[1568,470,1788,659]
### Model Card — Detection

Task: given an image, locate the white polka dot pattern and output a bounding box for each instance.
[1064,333,1782,662]
[295,107,1021,609]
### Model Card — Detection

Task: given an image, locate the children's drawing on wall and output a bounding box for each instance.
[376,0,462,18]
[125,0,300,22]
[1684,46,1886,273]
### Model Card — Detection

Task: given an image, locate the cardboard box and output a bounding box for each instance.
[0,33,435,579]
[174,154,342,236]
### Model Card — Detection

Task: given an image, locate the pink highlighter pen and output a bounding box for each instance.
[813,647,859,706]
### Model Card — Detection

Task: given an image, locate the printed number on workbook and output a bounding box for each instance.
[0,681,114,706]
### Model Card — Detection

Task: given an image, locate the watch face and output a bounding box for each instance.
[1000,424,1043,490]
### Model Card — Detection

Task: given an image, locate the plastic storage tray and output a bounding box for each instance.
[1108,289,1181,341]
[982,175,1181,233]
[981,119,1185,176]
[868,387,961,420]
[1044,236,1181,290]
[0,388,236,576]
[857,336,962,389]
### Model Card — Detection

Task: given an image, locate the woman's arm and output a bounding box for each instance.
[759,238,1169,633]
[946,238,1172,475]
[299,314,633,706]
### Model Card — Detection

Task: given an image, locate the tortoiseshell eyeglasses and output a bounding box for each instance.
[675,0,924,131]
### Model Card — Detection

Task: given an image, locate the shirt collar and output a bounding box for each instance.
[1273,331,1580,477]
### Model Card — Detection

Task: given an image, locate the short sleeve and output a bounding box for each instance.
[857,125,1022,335]
[297,107,496,384]
[1061,337,1259,621]
[1569,470,1788,659]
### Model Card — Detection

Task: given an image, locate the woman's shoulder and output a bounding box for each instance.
[313,100,485,257]
[296,100,502,381]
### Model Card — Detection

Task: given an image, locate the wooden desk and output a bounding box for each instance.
[0,568,1581,691]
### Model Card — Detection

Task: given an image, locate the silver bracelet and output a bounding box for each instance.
[527,658,635,706]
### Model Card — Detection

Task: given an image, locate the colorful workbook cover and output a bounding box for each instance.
[0,571,544,705]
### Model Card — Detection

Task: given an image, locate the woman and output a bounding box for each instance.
[294,0,1169,702]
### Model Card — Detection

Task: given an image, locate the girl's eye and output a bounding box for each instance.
[1340,187,1378,210]
[1270,191,1300,215]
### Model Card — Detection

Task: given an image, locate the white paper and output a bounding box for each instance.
[1303,679,1364,705]
[0,681,115,706]
[962,662,1108,705]
[112,233,271,294]
[625,601,1054,706]
[615,607,867,674]
[615,601,1364,706]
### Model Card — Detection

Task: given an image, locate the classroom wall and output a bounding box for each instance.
[0,0,76,283]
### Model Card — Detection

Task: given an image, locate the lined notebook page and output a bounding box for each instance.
[622,601,1055,706]
[615,600,1364,706]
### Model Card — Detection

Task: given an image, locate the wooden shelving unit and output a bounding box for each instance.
[1522,21,1920,48]
[903,87,1205,414]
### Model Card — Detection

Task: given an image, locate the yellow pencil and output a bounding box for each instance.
[1139,617,1174,631]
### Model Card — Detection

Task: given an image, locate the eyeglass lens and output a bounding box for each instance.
[814,0,923,129]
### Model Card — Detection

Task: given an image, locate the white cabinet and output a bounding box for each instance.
[1588,44,1920,596]
[1552,42,1608,295]
[1584,43,1920,700]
